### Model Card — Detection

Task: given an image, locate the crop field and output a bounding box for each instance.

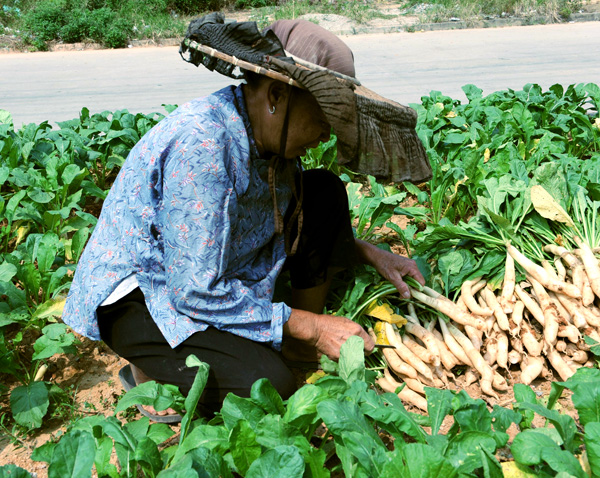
[1,81,600,477]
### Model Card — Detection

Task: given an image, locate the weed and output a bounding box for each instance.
[0,414,30,449]
[48,383,84,424]
[404,0,582,23]
[247,0,390,28]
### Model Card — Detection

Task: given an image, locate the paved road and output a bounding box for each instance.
[1,21,599,127]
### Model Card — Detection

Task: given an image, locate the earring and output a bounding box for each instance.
[269,105,275,114]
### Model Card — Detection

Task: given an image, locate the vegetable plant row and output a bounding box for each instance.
[0,81,599,476]
[0,106,172,431]
[4,338,600,477]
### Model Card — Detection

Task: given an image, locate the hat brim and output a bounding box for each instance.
[180,14,431,184]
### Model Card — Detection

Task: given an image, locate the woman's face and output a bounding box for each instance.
[283,88,331,159]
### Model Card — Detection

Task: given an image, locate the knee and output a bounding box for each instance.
[269,367,297,400]
[248,362,297,400]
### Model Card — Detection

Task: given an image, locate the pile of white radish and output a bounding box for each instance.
[374,242,600,412]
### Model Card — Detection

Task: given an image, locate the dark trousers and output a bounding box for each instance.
[98,169,356,414]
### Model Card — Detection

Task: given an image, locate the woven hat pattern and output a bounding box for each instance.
[180,14,432,184]
[180,12,288,79]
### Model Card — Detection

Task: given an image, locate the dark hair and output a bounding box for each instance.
[242,69,264,89]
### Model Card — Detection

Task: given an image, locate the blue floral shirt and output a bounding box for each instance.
[62,85,293,350]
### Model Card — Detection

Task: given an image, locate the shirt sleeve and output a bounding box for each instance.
[157,114,289,349]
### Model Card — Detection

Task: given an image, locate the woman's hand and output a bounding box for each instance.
[282,309,374,362]
[355,239,425,299]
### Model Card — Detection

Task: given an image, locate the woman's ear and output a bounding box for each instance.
[267,81,291,110]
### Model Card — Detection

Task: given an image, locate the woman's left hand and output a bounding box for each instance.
[355,239,425,299]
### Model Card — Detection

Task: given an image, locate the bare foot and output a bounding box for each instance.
[130,364,179,417]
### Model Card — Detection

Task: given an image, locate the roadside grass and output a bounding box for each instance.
[0,0,595,51]
[244,0,398,29]
[404,0,584,23]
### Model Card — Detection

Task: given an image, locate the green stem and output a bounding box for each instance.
[318,429,331,450]
[349,284,397,322]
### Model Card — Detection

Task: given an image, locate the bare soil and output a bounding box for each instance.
[0,337,129,476]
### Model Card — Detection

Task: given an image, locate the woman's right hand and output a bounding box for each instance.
[282,309,374,362]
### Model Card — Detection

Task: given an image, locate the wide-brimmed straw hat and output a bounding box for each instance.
[179,12,431,184]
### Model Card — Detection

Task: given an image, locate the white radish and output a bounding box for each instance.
[555,293,600,328]
[464,325,484,351]
[481,286,511,332]
[546,244,589,300]
[431,328,462,370]
[508,243,581,299]
[515,284,545,327]
[404,321,441,367]
[584,327,600,343]
[385,367,426,396]
[382,348,418,380]
[554,257,567,282]
[500,251,516,313]
[541,259,558,280]
[582,278,596,307]
[433,365,450,386]
[402,334,435,365]
[461,277,493,316]
[438,320,472,366]
[511,300,525,333]
[508,349,522,365]
[483,336,498,366]
[572,350,588,364]
[558,324,580,344]
[410,287,486,330]
[369,327,418,379]
[464,370,478,387]
[493,371,508,391]
[510,337,524,354]
[496,329,509,369]
[574,237,600,300]
[521,324,543,356]
[385,323,434,381]
[520,356,545,385]
[547,349,576,381]
[446,323,498,398]
[377,374,427,412]
[529,276,559,348]
[548,291,572,325]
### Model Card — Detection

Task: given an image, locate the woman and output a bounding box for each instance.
[62,16,429,420]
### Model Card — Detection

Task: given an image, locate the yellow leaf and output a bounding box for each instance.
[305,370,326,384]
[594,118,600,130]
[445,110,457,118]
[15,225,30,246]
[31,297,67,322]
[373,321,389,345]
[500,461,538,478]
[365,302,393,319]
[364,302,406,325]
[530,185,575,227]
[483,148,490,163]
[579,450,592,477]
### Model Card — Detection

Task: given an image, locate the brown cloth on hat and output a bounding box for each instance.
[276,56,431,183]
[266,21,432,184]
[266,19,356,78]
